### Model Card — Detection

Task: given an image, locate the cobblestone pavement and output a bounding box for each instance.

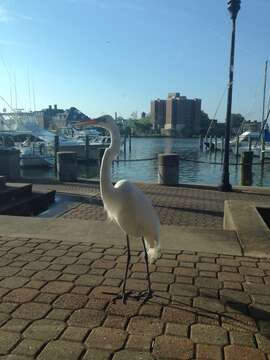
[34,182,270,229]
[1,235,270,359]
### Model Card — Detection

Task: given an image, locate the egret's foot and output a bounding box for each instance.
[135,289,153,303]
[107,290,135,304]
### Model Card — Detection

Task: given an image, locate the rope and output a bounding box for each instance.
[113,154,270,166]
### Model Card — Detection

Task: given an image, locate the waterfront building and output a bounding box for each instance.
[151,93,201,135]
[150,99,166,131]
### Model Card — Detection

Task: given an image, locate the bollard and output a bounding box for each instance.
[248,136,252,151]
[129,134,132,152]
[57,151,77,182]
[221,137,224,152]
[235,135,239,160]
[260,141,265,164]
[240,151,253,186]
[123,134,127,155]
[0,148,20,180]
[85,135,90,162]
[54,135,59,170]
[199,135,204,150]
[158,153,179,186]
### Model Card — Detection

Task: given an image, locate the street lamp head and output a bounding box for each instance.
[227,0,241,20]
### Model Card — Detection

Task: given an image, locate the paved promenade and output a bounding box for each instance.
[1,181,270,359]
[35,182,270,229]
[1,234,270,359]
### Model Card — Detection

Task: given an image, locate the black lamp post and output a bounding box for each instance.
[219,0,241,192]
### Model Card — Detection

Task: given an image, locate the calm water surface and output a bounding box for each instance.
[21,137,270,187]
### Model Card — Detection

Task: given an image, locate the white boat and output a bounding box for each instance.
[18,141,54,168]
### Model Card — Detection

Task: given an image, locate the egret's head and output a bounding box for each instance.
[77,115,114,130]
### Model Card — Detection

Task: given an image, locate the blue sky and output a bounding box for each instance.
[0,0,269,121]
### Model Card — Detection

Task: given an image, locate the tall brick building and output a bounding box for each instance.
[151,93,201,135]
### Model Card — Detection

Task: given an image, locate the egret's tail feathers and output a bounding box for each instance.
[147,245,161,264]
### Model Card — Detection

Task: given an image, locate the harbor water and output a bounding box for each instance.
[21,137,270,187]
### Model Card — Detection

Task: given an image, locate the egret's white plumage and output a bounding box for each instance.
[78,115,160,300]
[95,115,160,263]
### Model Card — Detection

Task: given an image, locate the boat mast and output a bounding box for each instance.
[261,60,268,143]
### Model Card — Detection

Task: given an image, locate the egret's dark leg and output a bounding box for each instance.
[141,236,152,301]
[122,234,131,302]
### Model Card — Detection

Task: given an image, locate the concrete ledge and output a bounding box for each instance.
[0,215,241,256]
[224,200,270,257]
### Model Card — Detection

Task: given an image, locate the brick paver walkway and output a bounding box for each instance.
[34,182,270,229]
[1,235,270,359]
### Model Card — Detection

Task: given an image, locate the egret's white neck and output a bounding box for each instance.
[100,122,121,198]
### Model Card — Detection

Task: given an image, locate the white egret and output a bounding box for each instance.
[78,115,160,302]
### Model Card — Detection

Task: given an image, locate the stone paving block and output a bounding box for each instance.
[178,254,199,263]
[24,261,50,271]
[46,308,71,321]
[224,344,265,360]
[103,315,127,329]
[162,306,196,325]
[244,283,270,296]
[196,344,222,360]
[112,350,155,360]
[85,297,109,310]
[37,340,84,360]
[239,266,264,276]
[165,322,189,337]
[75,274,104,286]
[126,335,153,351]
[223,281,242,290]
[156,259,178,267]
[191,324,228,346]
[13,338,45,357]
[68,308,105,328]
[174,266,198,277]
[221,313,258,333]
[61,326,89,342]
[0,330,20,355]
[85,327,127,351]
[139,304,162,317]
[150,272,174,284]
[82,349,112,360]
[71,285,92,295]
[53,293,88,310]
[170,283,198,297]
[102,278,122,287]
[0,266,20,277]
[33,270,61,281]
[105,268,125,279]
[127,316,163,336]
[218,272,244,282]
[97,298,139,319]
[63,264,89,275]
[0,312,9,326]
[2,319,30,333]
[53,256,78,265]
[0,277,29,289]
[12,302,51,320]
[153,335,194,359]
[195,277,222,290]
[220,289,251,305]
[34,293,58,304]
[4,288,39,303]
[23,319,66,341]
[230,331,256,347]
[196,263,220,272]
[193,296,225,314]
[91,259,115,269]
[0,302,18,314]
[41,281,73,294]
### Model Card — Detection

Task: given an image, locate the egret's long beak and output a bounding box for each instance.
[76,118,98,128]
